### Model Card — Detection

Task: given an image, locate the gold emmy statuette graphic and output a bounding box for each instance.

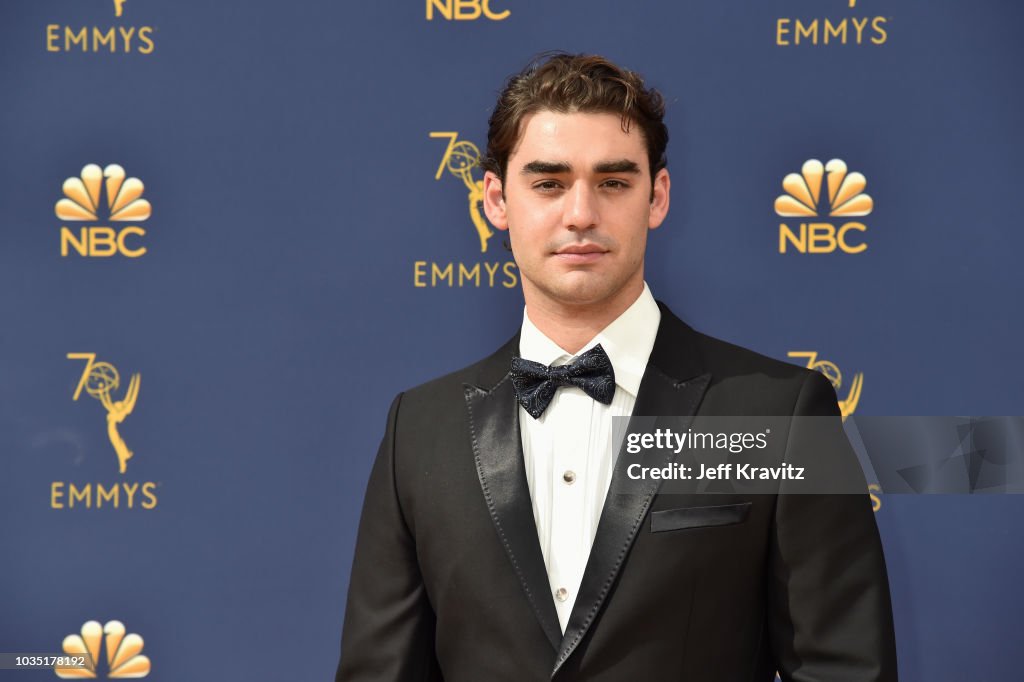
[55,620,150,679]
[55,164,152,223]
[774,159,873,218]
[68,353,141,474]
[430,132,495,252]
[788,351,863,420]
[113,0,128,18]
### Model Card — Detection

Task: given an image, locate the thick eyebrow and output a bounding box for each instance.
[520,161,572,175]
[594,159,641,174]
[519,159,642,176]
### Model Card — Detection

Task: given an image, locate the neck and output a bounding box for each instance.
[523,277,645,355]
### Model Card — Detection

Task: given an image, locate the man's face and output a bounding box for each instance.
[483,110,670,310]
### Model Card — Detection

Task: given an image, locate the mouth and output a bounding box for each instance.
[553,243,609,264]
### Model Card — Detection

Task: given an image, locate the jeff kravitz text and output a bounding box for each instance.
[623,427,809,481]
[628,461,806,481]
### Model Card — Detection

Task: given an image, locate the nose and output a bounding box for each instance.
[562,181,599,231]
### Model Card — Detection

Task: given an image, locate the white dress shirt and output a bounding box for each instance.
[518,282,661,633]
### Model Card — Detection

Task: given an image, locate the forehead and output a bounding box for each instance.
[509,110,648,170]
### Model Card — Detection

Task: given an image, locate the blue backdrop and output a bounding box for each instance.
[1,0,1022,679]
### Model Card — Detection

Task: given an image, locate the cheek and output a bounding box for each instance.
[507,205,557,251]
[620,228,650,268]
[517,200,558,226]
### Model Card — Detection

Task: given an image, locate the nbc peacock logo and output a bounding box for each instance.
[775,159,873,254]
[56,164,151,258]
[54,620,150,678]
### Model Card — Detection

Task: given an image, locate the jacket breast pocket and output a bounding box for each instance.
[650,502,752,533]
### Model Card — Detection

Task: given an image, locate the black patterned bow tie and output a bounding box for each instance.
[510,344,616,419]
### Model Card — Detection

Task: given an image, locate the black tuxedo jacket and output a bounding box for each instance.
[336,304,897,681]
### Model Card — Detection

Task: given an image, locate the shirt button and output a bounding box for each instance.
[563,470,576,484]
[555,587,568,602]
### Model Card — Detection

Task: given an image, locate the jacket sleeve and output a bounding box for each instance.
[336,393,443,682]
[768,372,898,681]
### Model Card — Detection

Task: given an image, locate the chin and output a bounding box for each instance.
[546,276,621,308]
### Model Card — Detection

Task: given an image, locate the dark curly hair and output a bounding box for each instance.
[480,53,668,189]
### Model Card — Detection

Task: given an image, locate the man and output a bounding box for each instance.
[336,54,897,681]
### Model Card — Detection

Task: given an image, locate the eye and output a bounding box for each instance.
[601,179,630,190]
[533,180,563,192]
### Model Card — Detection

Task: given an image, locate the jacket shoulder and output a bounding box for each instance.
[397,332,518,412]
[686,327,836,415]
[692,329,809,382]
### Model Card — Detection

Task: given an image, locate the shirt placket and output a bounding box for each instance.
[548,387,590,631]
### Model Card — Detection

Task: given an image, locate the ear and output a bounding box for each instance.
[483,170,509,231]
[648,168,670,230]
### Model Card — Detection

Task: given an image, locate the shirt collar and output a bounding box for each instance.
[518,282,661,398]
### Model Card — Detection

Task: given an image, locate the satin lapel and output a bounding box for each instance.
[465,374,563,652]
[552,306,712,676]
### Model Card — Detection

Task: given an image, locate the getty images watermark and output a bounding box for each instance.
[612,416,1024,495]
